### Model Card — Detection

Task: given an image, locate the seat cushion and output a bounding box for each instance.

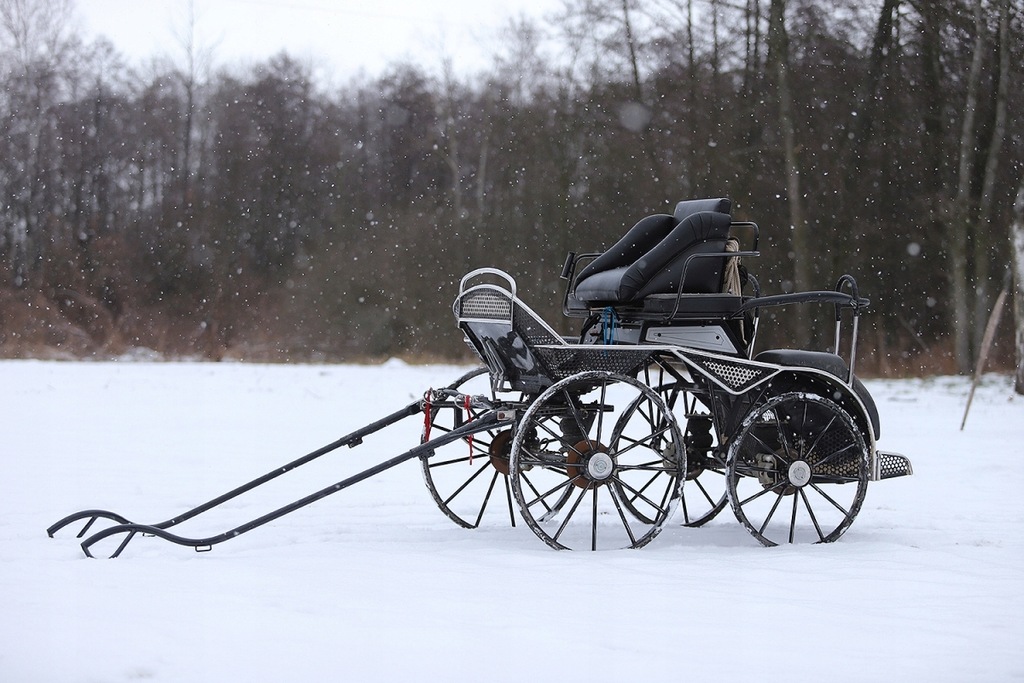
[570,266,631,302]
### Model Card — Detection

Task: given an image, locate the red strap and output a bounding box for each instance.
[422,390,432,442]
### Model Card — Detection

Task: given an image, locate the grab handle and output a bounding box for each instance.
[459,268,517,299]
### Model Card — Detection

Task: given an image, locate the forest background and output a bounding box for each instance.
[1,0,1023,385]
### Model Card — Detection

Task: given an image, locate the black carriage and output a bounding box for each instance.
[50,197,912,555]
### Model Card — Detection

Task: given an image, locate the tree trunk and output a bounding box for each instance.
[1013,181,1024,395]
[620,0,661,182]
[847,0,900,176]
[973,0,1011,352]
[768,0,810,345]
[948,0,986,373]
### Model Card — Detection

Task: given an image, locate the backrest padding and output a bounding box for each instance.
[574,214,676,291]
[632,211,732,298]
[674,197,731,222]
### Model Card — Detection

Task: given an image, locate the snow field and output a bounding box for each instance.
[1,360,1022,682]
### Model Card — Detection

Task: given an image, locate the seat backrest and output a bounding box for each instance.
[674,197,732,222]
[573,198,733,304]
[631,210,733,299]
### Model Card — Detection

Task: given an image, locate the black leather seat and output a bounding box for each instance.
[573,198,733,305]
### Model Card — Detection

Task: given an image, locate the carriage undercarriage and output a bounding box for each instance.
[50,198,912,556]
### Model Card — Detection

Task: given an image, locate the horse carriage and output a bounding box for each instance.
[49,197,912,556]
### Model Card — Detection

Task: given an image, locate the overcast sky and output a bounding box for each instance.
[74,0,563,81]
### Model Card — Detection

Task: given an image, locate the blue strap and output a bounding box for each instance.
[601,306,618,345]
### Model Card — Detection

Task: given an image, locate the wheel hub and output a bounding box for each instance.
[788,460,812,488]
[586,451,614,480]
[566,440,614,488]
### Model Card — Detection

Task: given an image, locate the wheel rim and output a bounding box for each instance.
[651,381,728,527]
[726,392,869,546]
[509,371,684,550]
[420,367,517,529]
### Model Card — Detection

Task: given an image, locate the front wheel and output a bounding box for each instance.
[509,371,684,550]
[726,392,869,546]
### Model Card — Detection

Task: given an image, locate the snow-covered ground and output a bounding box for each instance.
[2,360,1022,682]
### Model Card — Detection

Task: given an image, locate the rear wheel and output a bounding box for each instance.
[726,392,869,546]
[420,367,517,529]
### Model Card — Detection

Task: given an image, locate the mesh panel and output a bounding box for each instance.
[810,428,862,478]
[688,355,773,392]
[513,306,561,345]
[537,347,652,380]
[878,451,913,479]
[458,284,653,386]
[459,290,512,320]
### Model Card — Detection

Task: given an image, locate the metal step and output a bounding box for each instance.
[877,450,913,480]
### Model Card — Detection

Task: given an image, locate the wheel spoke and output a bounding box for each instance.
[552,485,590,545]
[799,488,826,542]
[692,476,716,507]
[595,379,608,444]
[807,481,854,516]
[738,479,786,508]
[525,474,579,511]
[613,474,672,519]
[772,410,796,464]
[757,487,786,536]
[747,430,790,467]
[802,413,838,462]
[519,471,561,518]
[442,460,493,506]
[469,470,502,528]
[533,412,574,450]
[432,454,479,471]
[559,387,594,452]
[503,473,516,527]
[812,441,858,470]
[788,491,799,543]
[610,424,674,458]
[610,486,638,546]
[620,469,663,509]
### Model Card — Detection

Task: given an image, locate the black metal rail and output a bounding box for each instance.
[48,369,505,558]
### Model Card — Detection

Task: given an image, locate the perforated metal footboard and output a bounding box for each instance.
[877,451,913,480]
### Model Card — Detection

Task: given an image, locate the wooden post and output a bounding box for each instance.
[961,273,1011,430]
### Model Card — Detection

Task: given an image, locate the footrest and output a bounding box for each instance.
[877,451,913,480]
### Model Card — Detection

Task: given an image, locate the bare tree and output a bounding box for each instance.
[946,0,986,373]
[0,0,75,286]
[972,0,1011,351]
[767,0,810,344]
[1014,180,1024,394]
[173,0,215,210]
